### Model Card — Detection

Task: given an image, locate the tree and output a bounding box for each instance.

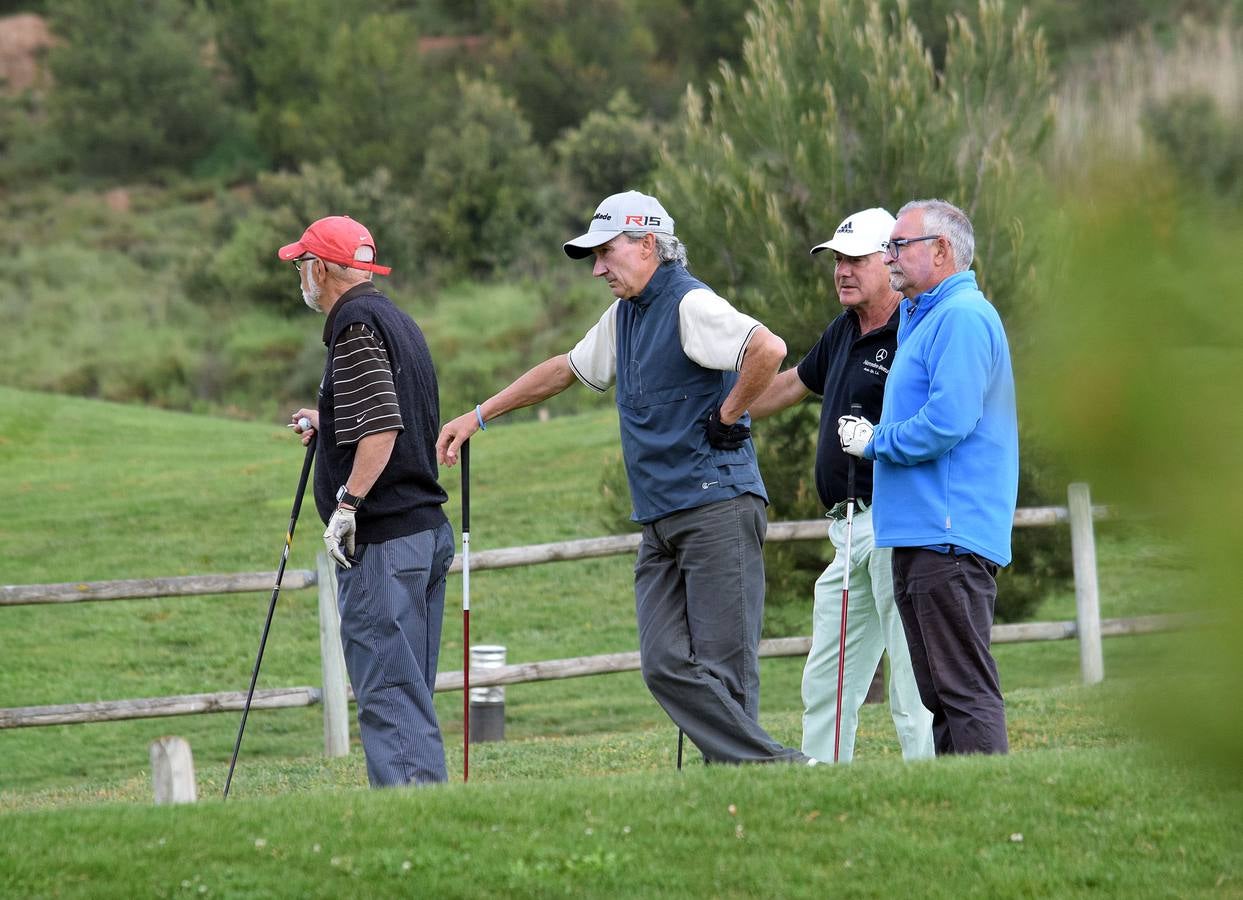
[213,0,446,186]
[554,90,664,218]
[650,0,1060,621]
[46,0,231,177]
[414,76,560,278]
[484,0,725,144]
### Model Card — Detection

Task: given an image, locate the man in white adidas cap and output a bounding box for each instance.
[437,190,816,766]
[751,207,934,764]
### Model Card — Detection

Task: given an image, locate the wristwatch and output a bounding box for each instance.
[336,486,365,509]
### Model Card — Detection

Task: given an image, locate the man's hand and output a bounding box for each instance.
[707,408,752,450]
[837,415,874,458]
[324,507,357,568]
[289,407,319,446]
[436,411,480,467]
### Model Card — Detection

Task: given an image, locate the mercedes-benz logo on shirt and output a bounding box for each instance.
[875,349,888,362]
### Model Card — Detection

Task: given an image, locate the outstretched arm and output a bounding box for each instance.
[437,354,577,466]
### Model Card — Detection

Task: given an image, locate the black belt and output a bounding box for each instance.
[826,498,869,520]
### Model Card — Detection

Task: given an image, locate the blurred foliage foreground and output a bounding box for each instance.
[1019,169,1243,777]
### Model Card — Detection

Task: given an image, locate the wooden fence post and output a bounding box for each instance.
[317,552,350,757]
[1068,482,1104,685]
[150,736,196,804]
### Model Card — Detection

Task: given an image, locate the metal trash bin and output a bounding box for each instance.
[469,644,506,743]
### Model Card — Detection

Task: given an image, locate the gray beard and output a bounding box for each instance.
[303,267,323,312]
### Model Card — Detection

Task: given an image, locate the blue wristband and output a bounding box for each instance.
[475,404,487,431]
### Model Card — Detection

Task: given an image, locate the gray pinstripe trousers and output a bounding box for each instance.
[336,521,455,786]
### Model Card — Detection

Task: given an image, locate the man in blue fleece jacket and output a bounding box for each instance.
[837,199,1018,755]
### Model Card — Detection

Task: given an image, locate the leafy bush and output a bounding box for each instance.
[45,0,233,178]
[414,77,562,279]
[554,90,665,218]
[211,0,461,188]
[1144,91,1243,200]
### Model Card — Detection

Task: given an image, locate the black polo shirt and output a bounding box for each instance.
[795,306,899,508]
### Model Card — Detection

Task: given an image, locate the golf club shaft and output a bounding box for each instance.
[224,433,317,799]
[833,403,862,764]
[677,729,684,770]
[461,438,470,783]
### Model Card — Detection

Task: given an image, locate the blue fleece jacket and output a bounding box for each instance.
[865,270,1018,566]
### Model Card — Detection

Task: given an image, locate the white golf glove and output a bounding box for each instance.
[324,507,357,568]
[837,415,874,458]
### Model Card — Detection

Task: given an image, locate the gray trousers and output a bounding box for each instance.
[635,494,807,764]
[336,521,455,786]
[892,547,1009,755]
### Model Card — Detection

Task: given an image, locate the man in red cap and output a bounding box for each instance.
[283,215,455,787]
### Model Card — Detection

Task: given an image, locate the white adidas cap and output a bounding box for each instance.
[563,190,675,259]
[810,207,896,257]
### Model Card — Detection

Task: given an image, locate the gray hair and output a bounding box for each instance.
[623,230,688,267]
[311,256,372,282]
[897,199,974,272]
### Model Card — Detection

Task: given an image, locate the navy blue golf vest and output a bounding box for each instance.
[615,262,767,523]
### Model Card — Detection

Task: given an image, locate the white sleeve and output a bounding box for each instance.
[567,300,620,392]
[678,288,763,372]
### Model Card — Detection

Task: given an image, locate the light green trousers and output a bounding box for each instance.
[801,506,934,763]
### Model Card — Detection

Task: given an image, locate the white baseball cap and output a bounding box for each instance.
[810,207,896,257]
[563,190,675,259]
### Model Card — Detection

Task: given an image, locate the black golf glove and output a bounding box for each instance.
[706,408,751,450]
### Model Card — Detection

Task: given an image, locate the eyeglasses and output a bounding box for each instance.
[884,235,940,259]
[292,255,317,271]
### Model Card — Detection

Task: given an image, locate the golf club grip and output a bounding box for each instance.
[846,402,861,501]
[461,438,469,532]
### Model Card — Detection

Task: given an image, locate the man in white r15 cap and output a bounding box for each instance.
[437,189,816,765]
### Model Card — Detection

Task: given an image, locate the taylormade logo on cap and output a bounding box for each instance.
[810,207,896,258]
[564,190,674,259]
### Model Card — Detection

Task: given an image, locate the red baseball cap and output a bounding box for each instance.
[277,215,392,275]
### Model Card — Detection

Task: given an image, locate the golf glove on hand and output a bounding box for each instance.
[707,408,751,450]
[324,507,357,568]
[837,415,874,458]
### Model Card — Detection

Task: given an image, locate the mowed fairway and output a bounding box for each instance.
[1,387,1239,897]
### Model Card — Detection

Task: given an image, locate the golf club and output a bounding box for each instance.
[677,729,684,770]
[461,438,471,783]
[223,420,317,799]
[833,402,862,764]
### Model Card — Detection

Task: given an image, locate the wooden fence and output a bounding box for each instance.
[2,483,1145,756]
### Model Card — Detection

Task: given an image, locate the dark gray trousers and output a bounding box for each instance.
[634,494,807,764]
[336,521,455,786]
[891,547,1009,755]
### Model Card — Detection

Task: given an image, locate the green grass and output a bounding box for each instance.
[1,742,1238,899]
[1,386,1237,896]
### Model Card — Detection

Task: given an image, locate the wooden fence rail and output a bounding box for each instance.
[1,505,1109,608]
[2,485,1121,746]
[0,613,1189,730]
